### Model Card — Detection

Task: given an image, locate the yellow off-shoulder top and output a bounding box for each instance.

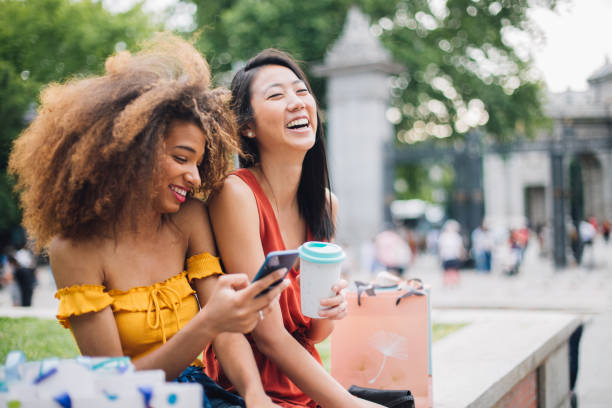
[55,252,222,361]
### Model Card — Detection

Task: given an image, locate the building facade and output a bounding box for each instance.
[483,59,612,264]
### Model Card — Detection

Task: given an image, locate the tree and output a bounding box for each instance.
[0,0,156,246]
[186,0,560,142]
[190,0,354,106]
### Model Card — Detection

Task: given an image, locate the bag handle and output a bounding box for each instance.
[394,286,425,305]
[354,278,425,307]
[354,281,378,306]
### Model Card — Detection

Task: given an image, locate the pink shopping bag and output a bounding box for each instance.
[331,283,432,408]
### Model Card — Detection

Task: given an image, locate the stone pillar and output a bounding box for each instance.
[313,6,402,252]
[551,148,567,268]
[483,154,502,222]
[594,151,611,219]
[602,151,612,219]
[451,131,483,239]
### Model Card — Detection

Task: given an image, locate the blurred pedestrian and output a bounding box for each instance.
[14,246,35,270]
[579,219,596,269]
[426,228,440,255]
[13,246,37,306]
[602,219,610,243]
[374,227,412,277]
[515,226,529,264]
[534,223,548,257]
[471,221,493,273]
[13,258,36,306]
[588,216,599,233]
[438,219,465,286]
[506,229,521,275]
[1,254,21,306]
[568,224,582,266]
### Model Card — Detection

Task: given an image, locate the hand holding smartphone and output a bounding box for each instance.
[252,249,299,297]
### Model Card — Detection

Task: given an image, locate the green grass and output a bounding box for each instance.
[0,317,79,363]
[315,322,468,372]
[432,323,468,343]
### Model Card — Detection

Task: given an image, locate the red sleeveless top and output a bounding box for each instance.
[204,168,320,408]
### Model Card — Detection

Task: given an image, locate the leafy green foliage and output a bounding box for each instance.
[193,0,354,99]
[0,0,157,243]
[186,0,557,142]
[0,173,21,233]
[0,317,79,362]
[0,0,154,84]
[395,163,454,203]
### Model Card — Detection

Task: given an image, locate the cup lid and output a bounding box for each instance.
[298,241,346,264]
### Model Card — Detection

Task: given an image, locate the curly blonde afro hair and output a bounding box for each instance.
[8,33,239,249]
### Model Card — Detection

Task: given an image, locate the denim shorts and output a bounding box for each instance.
[174,365,245,408]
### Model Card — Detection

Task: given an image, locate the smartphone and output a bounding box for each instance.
[252,249,299,297]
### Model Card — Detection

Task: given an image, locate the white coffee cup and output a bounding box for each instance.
[298,241,346,318]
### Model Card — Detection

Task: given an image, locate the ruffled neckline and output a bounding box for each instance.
[107,271,188,296]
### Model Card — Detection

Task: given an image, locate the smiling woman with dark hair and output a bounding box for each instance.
[8,33,288,408]
[204,49,383,408]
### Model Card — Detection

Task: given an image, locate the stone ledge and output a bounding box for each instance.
[432,309,582,408]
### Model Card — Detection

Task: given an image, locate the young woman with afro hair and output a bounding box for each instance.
[8,33,288,408]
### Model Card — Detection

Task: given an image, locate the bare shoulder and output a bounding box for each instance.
[173,197,208,225]
[207,174,261,257]
[216,174,254,200]
[209,174,257,214]
[48,236,105,288]
[173,197,216,256]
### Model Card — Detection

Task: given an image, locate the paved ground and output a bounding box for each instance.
[407,238,612,408]
[1,238,611,406]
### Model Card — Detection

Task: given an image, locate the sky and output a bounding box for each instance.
[104,0,612,93]
[528,0,612,92]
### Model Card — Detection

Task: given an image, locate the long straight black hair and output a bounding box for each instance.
[230,49,334,241]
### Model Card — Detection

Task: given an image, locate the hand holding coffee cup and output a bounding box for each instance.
[298,242,346,319]
[316,278,348,319]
